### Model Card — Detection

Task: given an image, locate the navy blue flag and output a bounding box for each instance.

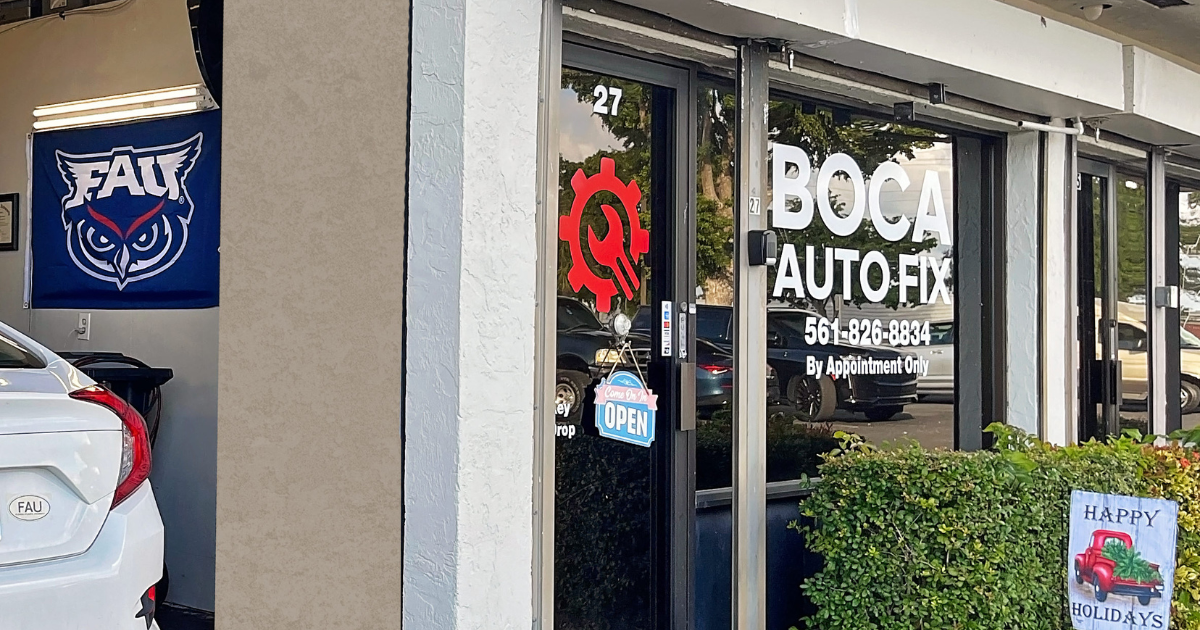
[31,111,220,309]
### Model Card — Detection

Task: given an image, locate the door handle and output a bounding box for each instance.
[679,362,696,432]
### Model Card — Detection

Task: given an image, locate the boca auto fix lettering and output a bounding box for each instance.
[769,145,952,306]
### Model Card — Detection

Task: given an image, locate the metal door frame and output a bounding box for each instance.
[731,41,769,630]
[536,38,698,630]
[1147,149,1176,436]
[1163,178,1183,435]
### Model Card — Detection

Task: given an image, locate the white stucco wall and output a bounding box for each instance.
[0,0,215,610]
[1006,131,1041,436]
[404,0,541,627]
[1042,122,1075,446]
[404,0,465,621]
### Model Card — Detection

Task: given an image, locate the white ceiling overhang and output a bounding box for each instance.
[1100,47,1200,159]
[615,0,1128,118]
[613,0,1200,151]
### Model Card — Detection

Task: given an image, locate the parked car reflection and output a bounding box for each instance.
[909,321,955,398]
[639,305,918,421]
[555,296,642,422]
[1099,309,1200,414]
[557,296,778,423]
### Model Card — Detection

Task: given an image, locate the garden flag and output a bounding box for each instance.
[30,111,220,309]
[1068,490,1179,630]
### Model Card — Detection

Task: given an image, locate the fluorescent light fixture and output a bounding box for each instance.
[33,85,201,118]
[33,102,200,130]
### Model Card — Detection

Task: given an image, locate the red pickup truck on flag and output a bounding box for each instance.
[1074,529,1164,606]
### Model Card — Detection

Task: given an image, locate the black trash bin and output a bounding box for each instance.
[55,351,173,446]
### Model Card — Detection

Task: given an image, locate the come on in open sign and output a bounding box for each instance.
[593,371,657,448]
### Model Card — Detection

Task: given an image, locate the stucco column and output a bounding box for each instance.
[404,0,542,628]
[1041,120,1078,445]
[1006,131,1041,436]
[217,1,408,627]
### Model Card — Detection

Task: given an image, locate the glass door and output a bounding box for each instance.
[1078,161,1116,440]
[1078,159,1149,440]
[552,43,693,630]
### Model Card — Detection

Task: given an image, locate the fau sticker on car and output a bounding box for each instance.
[9,495,50,521]
[55,134,203,290]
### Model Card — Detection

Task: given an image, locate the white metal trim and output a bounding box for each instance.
[765,59,1022,133]
[532,2,561,628]
[733,41,769,630]
[562,5,1042,135]
[1079,133,1148,163]
[563,5,734,67]
[1148,148,1170,436]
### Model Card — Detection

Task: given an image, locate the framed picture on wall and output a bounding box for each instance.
[0,193,17,251]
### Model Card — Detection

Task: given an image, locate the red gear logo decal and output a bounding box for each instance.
[559,157,649,313]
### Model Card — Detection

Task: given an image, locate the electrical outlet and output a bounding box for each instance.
[76,313,91,341]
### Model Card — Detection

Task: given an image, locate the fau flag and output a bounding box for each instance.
[31,111,220,309]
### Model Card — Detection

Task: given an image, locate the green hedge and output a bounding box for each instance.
[796,426,1200,630]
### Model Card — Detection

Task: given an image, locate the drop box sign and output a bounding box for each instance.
[1069,490,1179,630]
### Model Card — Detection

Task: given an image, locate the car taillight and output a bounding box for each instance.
[700,364,731,376]
[70,386,151,509]
[136,584,158,626]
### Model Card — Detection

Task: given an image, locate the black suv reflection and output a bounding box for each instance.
[555,297,635,422]
[556,297,776,422]
[686,305,917,421]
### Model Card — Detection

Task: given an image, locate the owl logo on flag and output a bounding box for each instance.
[54,133,202,290]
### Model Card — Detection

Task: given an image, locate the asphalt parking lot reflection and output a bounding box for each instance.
[825,400,955,450]
[1121,409,1200,432]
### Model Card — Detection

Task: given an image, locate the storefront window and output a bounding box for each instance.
[763,97,956,450]
[691,83,743,490]
[689,86,961,494]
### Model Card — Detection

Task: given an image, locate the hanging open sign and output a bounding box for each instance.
[594,371,657,448]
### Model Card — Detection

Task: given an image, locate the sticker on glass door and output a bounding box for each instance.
[559,157,648,313]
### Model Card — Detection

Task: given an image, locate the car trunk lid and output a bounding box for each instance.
[0,393,121,567]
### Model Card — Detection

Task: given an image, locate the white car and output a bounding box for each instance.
[910,321,955,397]
[0,322,163,629]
